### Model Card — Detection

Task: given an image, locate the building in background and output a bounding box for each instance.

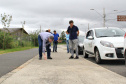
[0,28,29,40]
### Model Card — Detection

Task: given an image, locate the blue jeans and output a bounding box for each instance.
[66,40,69,53]
[53,41,58,52]
[46,44,51,58]
[38,35,43,58]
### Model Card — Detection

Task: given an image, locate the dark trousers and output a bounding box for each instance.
[53,41,58,52]
[38,35,43,58]
[46,44,51,58]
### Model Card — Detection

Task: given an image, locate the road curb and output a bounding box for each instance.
[0,55,37,84]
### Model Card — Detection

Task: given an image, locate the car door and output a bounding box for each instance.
[85,30,94,54]
[89,30,94,53]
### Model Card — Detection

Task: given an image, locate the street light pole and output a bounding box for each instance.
[90,8,117,27]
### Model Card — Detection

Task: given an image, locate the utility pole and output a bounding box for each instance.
[90,8,106,27]
[21,21,25,46]
[103,8,106,27]
[88,23,89,30]
[21,21,25,29]
[40,25,41,32]
[90,8,118,27]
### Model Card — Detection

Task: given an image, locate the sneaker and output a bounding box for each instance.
[74,56,79,59]
[69,56,74,59]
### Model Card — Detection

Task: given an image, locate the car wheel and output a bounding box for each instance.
[83,47,88,58]
[95,48,102,64]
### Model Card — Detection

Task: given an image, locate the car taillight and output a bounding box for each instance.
[124,33,126,39]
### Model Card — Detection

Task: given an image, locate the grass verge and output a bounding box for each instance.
[0,47,37,55]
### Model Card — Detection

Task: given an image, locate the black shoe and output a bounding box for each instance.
[69,56,74,59]
[74,56,79,59]
[39,58,42,60]
[47,57,52,59]
[55,51,57,52]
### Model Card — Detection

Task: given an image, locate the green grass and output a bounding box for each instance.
[58,43,66,45]
[0,42,66,55]
[0,47,37,55]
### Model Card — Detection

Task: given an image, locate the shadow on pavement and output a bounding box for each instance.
[86,56,125,65]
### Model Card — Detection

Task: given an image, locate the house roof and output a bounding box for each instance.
[0,28,28,34]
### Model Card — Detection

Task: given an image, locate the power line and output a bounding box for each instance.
[107,10,126,15]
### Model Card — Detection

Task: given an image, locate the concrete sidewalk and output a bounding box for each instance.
[1,45,126,84]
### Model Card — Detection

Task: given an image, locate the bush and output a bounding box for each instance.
[0,31,14,49]
[0,29,40,50]
[29,30,39,47]
[18,41,32,47]
[0,31,33,50]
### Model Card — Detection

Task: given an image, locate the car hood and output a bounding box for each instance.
[97,37,124,48]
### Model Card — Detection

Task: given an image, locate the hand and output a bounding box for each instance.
[43,53,47,60]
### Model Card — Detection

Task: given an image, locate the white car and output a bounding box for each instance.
[83,27,125,64]
[124,33,126,65]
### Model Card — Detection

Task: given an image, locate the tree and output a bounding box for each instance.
[1,13,12,49]
[1,13,12,28]
[60,31,66,40]
[29,30,40,47]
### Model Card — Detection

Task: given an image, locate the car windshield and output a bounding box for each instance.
[95,28,125,38]
[78,36,84,43]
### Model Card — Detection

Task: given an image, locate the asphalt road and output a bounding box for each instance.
[80,55,126,77]
[0,48,38,77]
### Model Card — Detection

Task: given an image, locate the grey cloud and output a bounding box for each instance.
[0,0,126,34]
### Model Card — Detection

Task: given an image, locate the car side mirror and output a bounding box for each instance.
[87,36,94,40]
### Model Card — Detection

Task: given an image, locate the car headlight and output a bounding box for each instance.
[100,41,114,48]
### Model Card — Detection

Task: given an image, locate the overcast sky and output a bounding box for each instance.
[0,0,126,34]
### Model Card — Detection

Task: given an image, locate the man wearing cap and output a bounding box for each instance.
[53,30,60,52]
[38,32,54,60]
[67,20,79,59]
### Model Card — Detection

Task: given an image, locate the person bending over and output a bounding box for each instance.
[38,32,54,60]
